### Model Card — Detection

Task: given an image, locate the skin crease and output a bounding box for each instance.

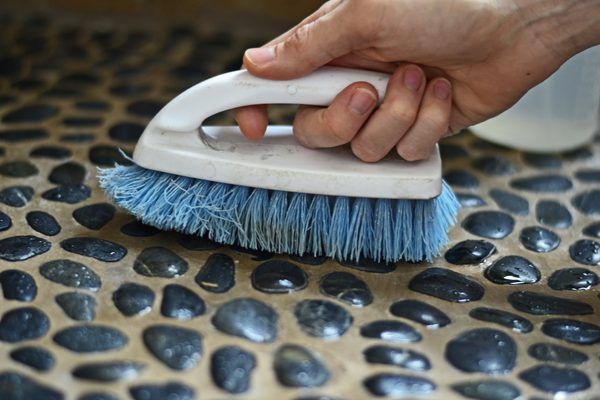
[235,0,600,162]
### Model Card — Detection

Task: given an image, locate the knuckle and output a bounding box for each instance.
[351,141,383,163]
[321,110,354,143]
[386,104,418,126]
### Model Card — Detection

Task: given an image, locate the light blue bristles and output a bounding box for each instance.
[98,164,460,263]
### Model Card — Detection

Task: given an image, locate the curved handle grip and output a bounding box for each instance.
[153,66,390,132]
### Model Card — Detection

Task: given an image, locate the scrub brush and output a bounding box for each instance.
[98,67,460,263]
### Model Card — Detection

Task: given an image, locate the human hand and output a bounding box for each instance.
[235,0,598,161]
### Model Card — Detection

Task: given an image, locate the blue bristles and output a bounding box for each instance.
[98,164,460,263]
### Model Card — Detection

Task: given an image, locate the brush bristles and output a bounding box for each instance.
[98,164,460,263]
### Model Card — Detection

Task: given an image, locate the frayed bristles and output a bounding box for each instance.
[98,164,460,263]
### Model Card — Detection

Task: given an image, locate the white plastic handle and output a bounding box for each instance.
[153,66,390,132]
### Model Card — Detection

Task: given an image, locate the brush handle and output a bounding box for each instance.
[152,67,389,132]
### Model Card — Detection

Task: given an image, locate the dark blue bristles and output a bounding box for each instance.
[98,164,460,263]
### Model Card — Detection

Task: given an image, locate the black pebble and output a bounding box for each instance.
[472,155,517,176]
[53,325,128,352]
[42,184,91,203]
[535,200,572,228]
[569,239,600,266]
[0,160,38,177]
[73,203,116,230]
[455,193,487,207]
[572,189,600,215]
[143,325,203,370]
[79,393,119,400]
[319,271,373,307]
[0,211,11,231]
[56,292,96,321]
[127,99,163,117]
[562,146,593,160]
[541,318,600,345]
[161,284,205,320]
[444,169,479,188]
[519,226,560,253]
[519,365,590,393]
[121,220,160,237]
[30,145,71,159]
[177,234,219,250]
[273,344,330,388]
[134,246,188,278]
[211,298,278,343]
[439,143,468,158]
[110,83,151,97]
[88,145,132,166]
[484,255,540,285]
[48,161,86,185]
[389,299,450,329]
[195,253,235,292]
[0,269,37,301]
[0,307,50,342]
[451,380,520,400]
[0,128,48,142]
[2,104,59,122]
[108,122,144,142]
[363,345,430,371]
[360,320,421,342]
[469,307,533,333]
[231,244,273,260]
[129,383,194,400]
[444,239,496,265]
[0,372,63,400]
[289,253,327,265]
[510,174,573,192]
[409,267,484,303]
[363,373,435,397]
[251,260,308,293]
[72,361,145,382]
[522,153,562,169]
[75,100,110,111]
[294,299,353,339]
[575,168,600,183]
[0,235,51,261]
[340,257,396,273]
[211,346,256,394]
[548,268,598,291]
[489,189,529,216]
[39,259,101,291]
[10,346,55,371]
[26,211,61,236]
[508,291,592,315]
[582,221,600,238]
[445,328,516,374]
[60,133,95,143]
[528,343,588,365]
[61,237,126,262]
[462,211,515,239]
[0,185,34,207]
[62,116,102,127]
[113,283,155,316]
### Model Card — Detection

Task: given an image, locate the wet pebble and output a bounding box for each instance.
[211,298,278,343]
[0,372,63,400]
[61,237,126,262]
[129,383,194,400]
[528,343,588,365]
[108,122,144,142]
[0,185,33,207]
[30,145,71,159]
[177,234,219,250]
[53,325,128,352]
[522,153,562,169]
[78,393,119,400]
[252,260,308,293]
[363,345,431,371]
[294,299,353,339]
[548,268,598,291]
[39,259,101,291]
[408,267,484,303]
[389,299,450,329]
[113,283,155,316]
[134,246,188,278]
[73,203,116,230]
[489,189,529,216]
[72,361,145,382]
[484,255,540,285]
[62,116,102,127]
[0,270,37,301]
[0,235,51,261]
[582,221,600,238]
[289,253,327,265]
[462,211,514,239]
[48,161,86,185]
[444,239,496,265]
[88,145,132,166]
[360,320,421,342]
[319,271,373,307]
[508,291,592,315]
[161,284,205,320]
[42,184,91,203]
[562,146,593,160]
[456,192,487,207]
[0,211,11,231]
[274,344,330,388]
[472,155,517,176]
[120,219,159,237]
[541,318,600,345]
[143,325,202,370]
[56,292,96,321]
[510,175,573,192]
[60,133,95,143]
[26,211,61,236]
[0,160,38,177]
[0,128,48,142]
[194,253,235,292]
[363,373,435,397]
[0,307,50,342]
[575,168,600,183]
[535,200,572,228]
[572,190,600,215]
[127,99,163,116]
[519,226,560,252]
[519,365,590,393]
[451,380,520,400]
[445,328,516,374]
[469,307,533,333]
[569,239,600,266]
[211,346,256,394]
[10,346,55,371]
[444,169,479,188]
[2,104,59,122]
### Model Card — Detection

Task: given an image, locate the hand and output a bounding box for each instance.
[235,0,598,161]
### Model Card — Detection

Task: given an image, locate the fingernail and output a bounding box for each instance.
[403,66,423,91]
[434,80,450,100]
[348,88,376,115]
[245,47,275,65]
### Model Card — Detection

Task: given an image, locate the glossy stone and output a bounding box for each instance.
[575,168,600,183]
[2,104,59,122]
[72,361,144,382]
[48,161,86,185]
[294,299,353,339]
[113,283,155,316]
[62,116,102,127]
[522,153,562,169]
[462,211,515,239]
[274,344,330,388]
[445,328,516,374]
[39,259,101,291]
[143,325,202,370]
[583,221,600,238]
[120,220,159,237]
[108,122,144,142]
[61,237,126,262]
[161,284,205,320]
[472,156,517,176]
[548,268,598,291]
[408,267,484,303]
[469,307,533,333]
[0,128,48,142]
[520,226,560,253]
[211,346,256,394]
[0,235,51,261]
[456,192,487,207]
[53,325,128,352]
[451,380,520,400]
[569,239,600,266]
[26,211,61,236]
[319,271,373,307]
[78,393,119,400]
[0,372,63,400]
[510,175,573,192]
[0,185,33,207]
[0,211,11,231]
[340,257,396,273]
[88,145,132,166]
[56,292,96,321]
[562,146,593,160]
[10,346,55,371]
[489,189,529,216]
[363,373,435,397]
[360,320,421,342]
[0,270,37,301]
[129,383,194,400]
[60,133,95,143]
[508,291,592,315]
[363,345,430,371]
[389,299,450,329]
[0,307,50,342]
[194,253,234,292]
[127,99,163,116]
[444,240,496,265]
[289,253,327,265]
[177,234,219,250]
[42,184,91,203]
[30,145,72,159]
[535,200,572,228]
[528,343,588,365]
[0,160,38,177]
[519,365,590,393]
[444,169,479,188]
[252,260,308,293]
[484,255,540,285]
[72,203,116,230]
[134,246,188,278]
[212,298,278,343]
[541,318,600,345]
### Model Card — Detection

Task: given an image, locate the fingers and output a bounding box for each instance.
[293,82,378,148]
[234,105,268,140]
[396,78,452,161]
